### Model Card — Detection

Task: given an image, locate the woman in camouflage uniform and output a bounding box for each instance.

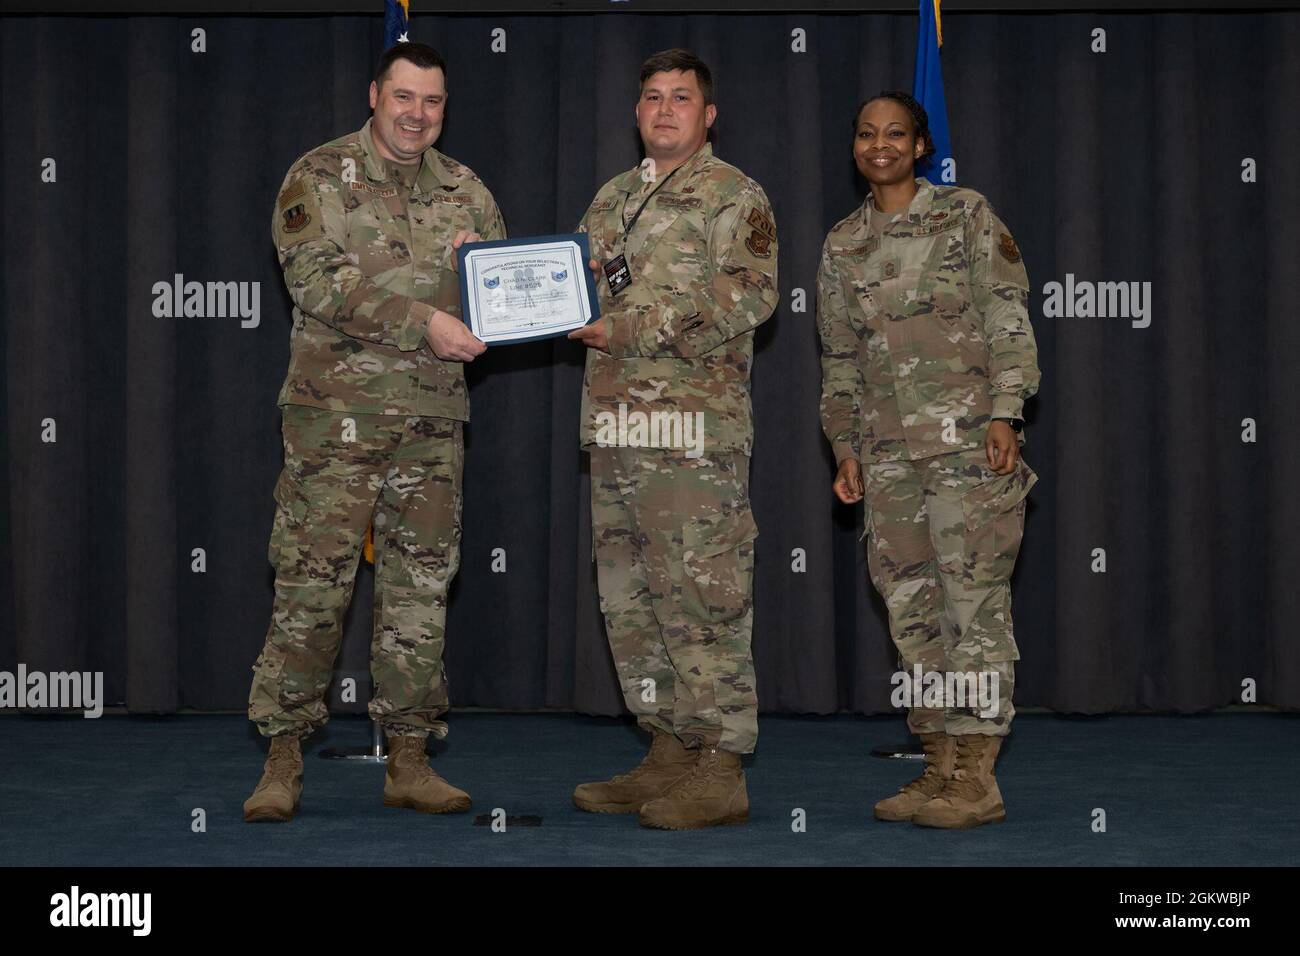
[817,92,1041,828]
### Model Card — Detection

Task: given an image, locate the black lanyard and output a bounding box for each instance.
[620,164,682,243]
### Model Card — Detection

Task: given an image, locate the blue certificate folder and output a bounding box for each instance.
[455,232,601,346]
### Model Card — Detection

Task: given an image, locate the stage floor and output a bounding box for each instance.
[1,713,1295,866]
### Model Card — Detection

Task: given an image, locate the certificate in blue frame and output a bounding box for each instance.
[455,232,601,346]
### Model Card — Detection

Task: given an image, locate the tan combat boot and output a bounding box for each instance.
[573,728,698,814]
[243,734,303,823]
[637,747,748,830]
[382,735,471,814]
[874,731,956,822]
[912,734,1006,829]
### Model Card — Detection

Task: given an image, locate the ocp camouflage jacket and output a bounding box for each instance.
[271,118,505,419]
[578,143,780,455]
[818,178,1039,463]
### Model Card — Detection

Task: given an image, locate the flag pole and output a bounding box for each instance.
[872,0,950,764]
[323,0,416,765]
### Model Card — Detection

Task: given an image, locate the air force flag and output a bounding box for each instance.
[384,0,410,50]
[913,0,955,185]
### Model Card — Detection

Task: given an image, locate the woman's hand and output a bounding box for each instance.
[986,420,1020,474]
[833,458,864,504]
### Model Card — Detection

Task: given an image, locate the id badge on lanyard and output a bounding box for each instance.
[603,165,680,297]
[603,254,632,295]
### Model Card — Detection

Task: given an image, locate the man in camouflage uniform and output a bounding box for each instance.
[818,93,1040,828]
[244,43,505,823]
[568,50,779,830]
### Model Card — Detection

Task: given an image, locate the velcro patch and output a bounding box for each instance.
[744,228,774,259]
[746,207,777,240]
[277,179,307,210]
[430,193,474,205]
[350,181,398,198]
[657,195,703,209]
[906,216,964,237]
[275,175,325,246]
[835,236,880,258]
[998,232,1022,263]
[281,203,311,234]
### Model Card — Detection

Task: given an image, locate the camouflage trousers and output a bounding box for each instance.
[863,447,1037,737]
[589,446,760,754]
[248,405,464,741]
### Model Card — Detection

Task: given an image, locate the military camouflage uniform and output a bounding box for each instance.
[817,178,1039,736]
[579,143,779,754]
[249,118,505,741]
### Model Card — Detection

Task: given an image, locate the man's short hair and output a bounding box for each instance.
[374,42,447,88]
[639,49,714,106]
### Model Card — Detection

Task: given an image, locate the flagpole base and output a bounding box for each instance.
[319,719,388,762]
[871,743,924,760]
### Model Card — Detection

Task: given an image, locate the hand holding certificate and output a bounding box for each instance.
[456,233,601,346]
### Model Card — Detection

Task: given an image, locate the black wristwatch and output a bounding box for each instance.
[993,417,1024,433]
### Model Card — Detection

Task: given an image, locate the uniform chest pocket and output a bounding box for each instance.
[833,253,879,332]
[347,196,414,275]
[911,223,970,316]
[423,194,478,228]
[412,199,476,272]
[587,220,620,267]
[835,217,964,322]
[629,205,707,276]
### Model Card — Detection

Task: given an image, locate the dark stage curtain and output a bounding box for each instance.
[2,12,1296,719]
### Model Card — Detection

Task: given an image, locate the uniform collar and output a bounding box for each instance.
[616,141,714,194]
[358,118,455,193]
[858,176,935,235]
